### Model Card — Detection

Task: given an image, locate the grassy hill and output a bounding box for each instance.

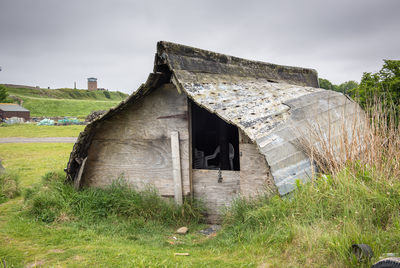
[3,85,129,118]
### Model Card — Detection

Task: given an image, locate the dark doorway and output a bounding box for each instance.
[190,100,240,171]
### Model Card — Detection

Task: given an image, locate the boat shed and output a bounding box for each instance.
[66,41,362,222]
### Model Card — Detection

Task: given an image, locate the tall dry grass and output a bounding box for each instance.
[221,98,400,266]
[298,97,400,181]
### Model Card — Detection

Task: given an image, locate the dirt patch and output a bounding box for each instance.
[25,260,45,268]
[72,255,84,261]
[48,249,65,254]
[55,212,76,223]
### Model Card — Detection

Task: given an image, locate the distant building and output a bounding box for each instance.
[87,78,97,91]
[0,103,30,121]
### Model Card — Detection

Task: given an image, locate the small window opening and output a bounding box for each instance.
[191,100,240,171]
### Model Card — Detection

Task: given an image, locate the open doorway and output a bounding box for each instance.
[190,100,240,171]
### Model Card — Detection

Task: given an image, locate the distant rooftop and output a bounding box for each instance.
[88,78,97,82]
[0,103,30,112]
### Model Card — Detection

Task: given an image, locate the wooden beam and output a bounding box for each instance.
[188,100,194,199]
[74,157,87,189]
[171,131,183,205]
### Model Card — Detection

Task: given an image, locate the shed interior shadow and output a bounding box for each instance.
[190,100,240,171]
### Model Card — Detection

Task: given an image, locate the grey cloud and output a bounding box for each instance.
[0,0,399,92]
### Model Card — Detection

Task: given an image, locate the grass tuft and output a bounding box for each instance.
[221,168,400,266]
[298,97,400,181]
[218,98,400,266]
[0,172,20,203]
[24,171,204,226]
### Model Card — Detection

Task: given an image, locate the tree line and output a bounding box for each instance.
[319,60,400,113]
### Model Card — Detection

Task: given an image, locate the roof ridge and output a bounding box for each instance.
[156,41,319,87]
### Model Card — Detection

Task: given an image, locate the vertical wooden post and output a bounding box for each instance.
[74,157,87,190]
[171,131,183,205]
[188,100,194,199]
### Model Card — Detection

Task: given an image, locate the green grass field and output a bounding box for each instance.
[1,125,399,267]
[21,97,120,117]
[0,125,259,267]
[0,142,261,267]
[3,86,129,118]
[0,143,74,187]
[5,87,128,101]
[0,124,85,138]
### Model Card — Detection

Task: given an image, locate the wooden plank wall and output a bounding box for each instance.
[171,131,183,204]
[192,130,276,223]
[239,130,276,197]
[192,169,240,223]
[82,83,190,198]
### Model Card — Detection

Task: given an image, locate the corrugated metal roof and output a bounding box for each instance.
[0,103,30,112]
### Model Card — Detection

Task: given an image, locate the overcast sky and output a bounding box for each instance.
[0,0,399,93]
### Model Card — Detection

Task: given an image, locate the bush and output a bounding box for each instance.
[0,85,8,102]
[24,171,203,225]
[349,60,400,113]
[0,172,20,203]
[103,91,111,99]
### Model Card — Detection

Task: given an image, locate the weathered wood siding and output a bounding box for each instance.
[192,131,275,223]
[239,130,276,197]
[192,169,240,223]
[82,84,190,197]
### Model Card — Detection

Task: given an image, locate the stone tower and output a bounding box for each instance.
[87,77,97,91]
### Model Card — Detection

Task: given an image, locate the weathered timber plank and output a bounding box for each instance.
[94,85,189,141]
[192,169,240,222]
[239,143,275,197]
[82,84,190,195]
[171,131,183,205]
[83,166,173,192]
[188,100,194,197]
[239,129,252,144]
[83,139,190,196]
[74,157,87,190]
